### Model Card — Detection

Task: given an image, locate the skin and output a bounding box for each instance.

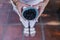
[12,0,49,19]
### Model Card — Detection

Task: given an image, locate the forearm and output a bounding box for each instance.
[37,0,49,18]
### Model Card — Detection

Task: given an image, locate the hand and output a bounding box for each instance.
[12,0,49,18]
[33,0,49,18]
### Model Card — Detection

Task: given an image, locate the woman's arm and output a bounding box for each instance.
[33,0,49,19]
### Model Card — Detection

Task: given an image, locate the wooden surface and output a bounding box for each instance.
[0,0,60,40]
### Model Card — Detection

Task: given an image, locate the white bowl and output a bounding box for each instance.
[20,0,43,5]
